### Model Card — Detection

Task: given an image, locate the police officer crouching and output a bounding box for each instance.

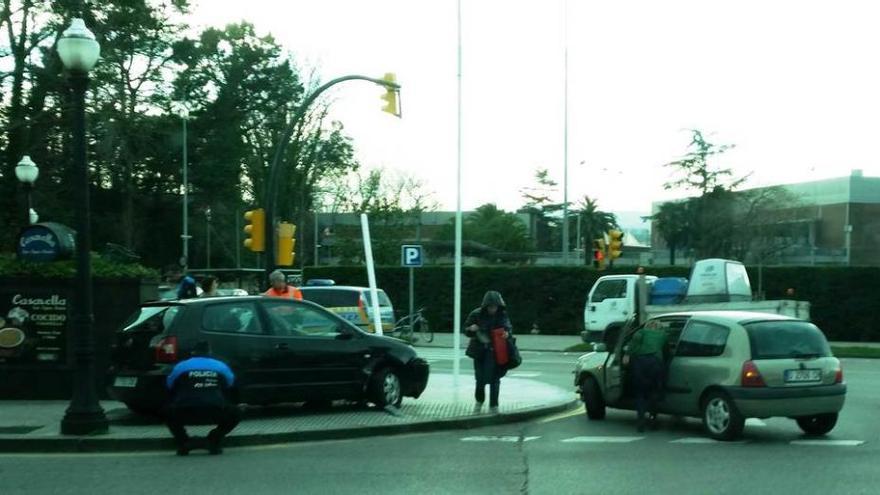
[164,342,240,455]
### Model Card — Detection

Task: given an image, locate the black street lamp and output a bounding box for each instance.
[57,17,108,436]
[15,155,39,225]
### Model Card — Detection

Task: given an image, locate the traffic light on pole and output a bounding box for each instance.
[380,72,400,117]
[607,230,624,261]
[243,208,265,252]
[592,239,606,270]
[276,222,296,266]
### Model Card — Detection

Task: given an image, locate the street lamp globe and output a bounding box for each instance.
[57,18,100,73]
[15,155,39,184]
[29,208,39,224]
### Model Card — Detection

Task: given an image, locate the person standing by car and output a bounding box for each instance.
[177,275,198,300]
[624,319,669,432]
[464,291,512,412]
[164,342,240,456]
[200,276,220,298]
[263,270,303,300]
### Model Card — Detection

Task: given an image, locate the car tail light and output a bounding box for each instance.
[154,336,178,363]
[835,366,844,384]
[741,361,766,387]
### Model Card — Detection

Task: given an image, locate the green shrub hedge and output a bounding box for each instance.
[0,253,159,279]
[304,265,879,342]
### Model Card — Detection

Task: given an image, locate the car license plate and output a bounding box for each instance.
[785,369,821,383]
[114,376,137,388]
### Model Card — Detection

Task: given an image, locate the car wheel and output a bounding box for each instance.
[370,367,403,408]
[796,413,838,436]
[581,376,606,420]
[701,391,744,441]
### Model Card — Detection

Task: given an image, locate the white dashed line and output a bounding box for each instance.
[508,372,542,378]
[461,436,541,442]
[790,440,865,447]
[561,436,645,443]
[670,437,747,444]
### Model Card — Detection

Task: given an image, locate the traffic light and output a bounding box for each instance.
[607,230,624,261]
[380,72,400,117]
[592,238,606,270]
[276,222,296,266]
[243,208,265,252]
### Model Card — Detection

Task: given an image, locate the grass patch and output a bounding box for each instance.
[565,343,595,353]
[831,346,880,359]
[565,344,880,359]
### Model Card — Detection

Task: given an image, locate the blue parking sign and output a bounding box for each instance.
[401,245,423,267]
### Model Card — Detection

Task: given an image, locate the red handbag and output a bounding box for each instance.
[491,328,509,365]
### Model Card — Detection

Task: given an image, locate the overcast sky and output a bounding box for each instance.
[189,0,880,215]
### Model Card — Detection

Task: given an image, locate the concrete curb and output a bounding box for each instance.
[0,400,579,454]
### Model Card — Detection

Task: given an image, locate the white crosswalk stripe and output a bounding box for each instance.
[670,437,747,444]
[461,436,541,442]
[790,440,865,447]
[561,436,645,443]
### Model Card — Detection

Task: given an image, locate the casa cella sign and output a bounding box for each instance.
[17,223,76,262]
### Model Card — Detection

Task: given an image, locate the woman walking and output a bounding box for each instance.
[464,291,512,412]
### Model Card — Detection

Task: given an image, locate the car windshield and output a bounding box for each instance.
[744,321,832,360]
[364,291,392,308]
[122,306,182,333]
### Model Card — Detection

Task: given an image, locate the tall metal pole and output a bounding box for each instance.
[235,209,242,269]
[24,184,33,225]
[182,112,189,271]
[314,209,319,267]
[561,0,570,265]
[61,71,108,435]
[205,207,212,269]
[453,0,464,388]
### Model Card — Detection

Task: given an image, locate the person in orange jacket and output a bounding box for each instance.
[263,270,303,300]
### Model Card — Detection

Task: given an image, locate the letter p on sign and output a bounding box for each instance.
[401,245,423,267]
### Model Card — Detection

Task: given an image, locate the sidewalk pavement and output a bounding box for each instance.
[414,333,880,352]
[416,333,584,352]
[0,374,575,453]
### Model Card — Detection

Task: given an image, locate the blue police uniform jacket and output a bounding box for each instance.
[166,357,236,409]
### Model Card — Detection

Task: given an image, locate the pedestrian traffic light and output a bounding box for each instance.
[243,208,265,252]
[380,72,400,117]
[607,230,624,260]
[276,222,296,266]
[592,239,606,270]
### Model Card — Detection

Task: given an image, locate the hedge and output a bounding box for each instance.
[0,253,159,279]
[303,265,880,342]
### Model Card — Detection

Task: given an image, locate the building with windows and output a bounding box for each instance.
[650,170,880,266]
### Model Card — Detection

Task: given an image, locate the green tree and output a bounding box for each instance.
[574,196,618,264]
[648,201,692,265]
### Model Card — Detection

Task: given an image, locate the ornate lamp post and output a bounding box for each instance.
[57,17,109,435]
[15,155,39,225]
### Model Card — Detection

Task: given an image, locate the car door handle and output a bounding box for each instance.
[590,306,596,312]
[275,343,289,350]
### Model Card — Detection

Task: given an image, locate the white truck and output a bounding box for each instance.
[580,259,811,343]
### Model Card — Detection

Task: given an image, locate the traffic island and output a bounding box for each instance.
[0,374,576,453]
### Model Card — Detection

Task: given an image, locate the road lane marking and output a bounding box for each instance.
[561,436,645,443]
[746,418,767,427]
[670,438,748,444]
[537,408,584,424]
[509,372,542,378]
[461,436,541,442]
[790,440,865,447]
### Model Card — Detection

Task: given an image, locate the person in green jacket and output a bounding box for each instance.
[624,319,669,432]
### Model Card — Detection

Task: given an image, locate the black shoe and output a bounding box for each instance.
[176,442,191,456]
[207,433,223,455]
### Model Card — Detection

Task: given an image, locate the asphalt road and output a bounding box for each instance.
[3,353,878,495]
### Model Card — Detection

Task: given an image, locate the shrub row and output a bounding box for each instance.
[303,265,880,342]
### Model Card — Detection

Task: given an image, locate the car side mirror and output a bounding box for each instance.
[336,327,355,340]
[592,343,607,353]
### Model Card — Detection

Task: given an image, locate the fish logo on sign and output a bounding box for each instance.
[401,245,423,267]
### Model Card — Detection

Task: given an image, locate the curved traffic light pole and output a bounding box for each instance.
[263,75,401,283]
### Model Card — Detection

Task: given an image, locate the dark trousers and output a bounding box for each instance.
[164,405,241,447]
[474,348,501,407]
[632,354,665,422]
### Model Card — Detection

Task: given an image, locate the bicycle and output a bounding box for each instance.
[392,307,433,343]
